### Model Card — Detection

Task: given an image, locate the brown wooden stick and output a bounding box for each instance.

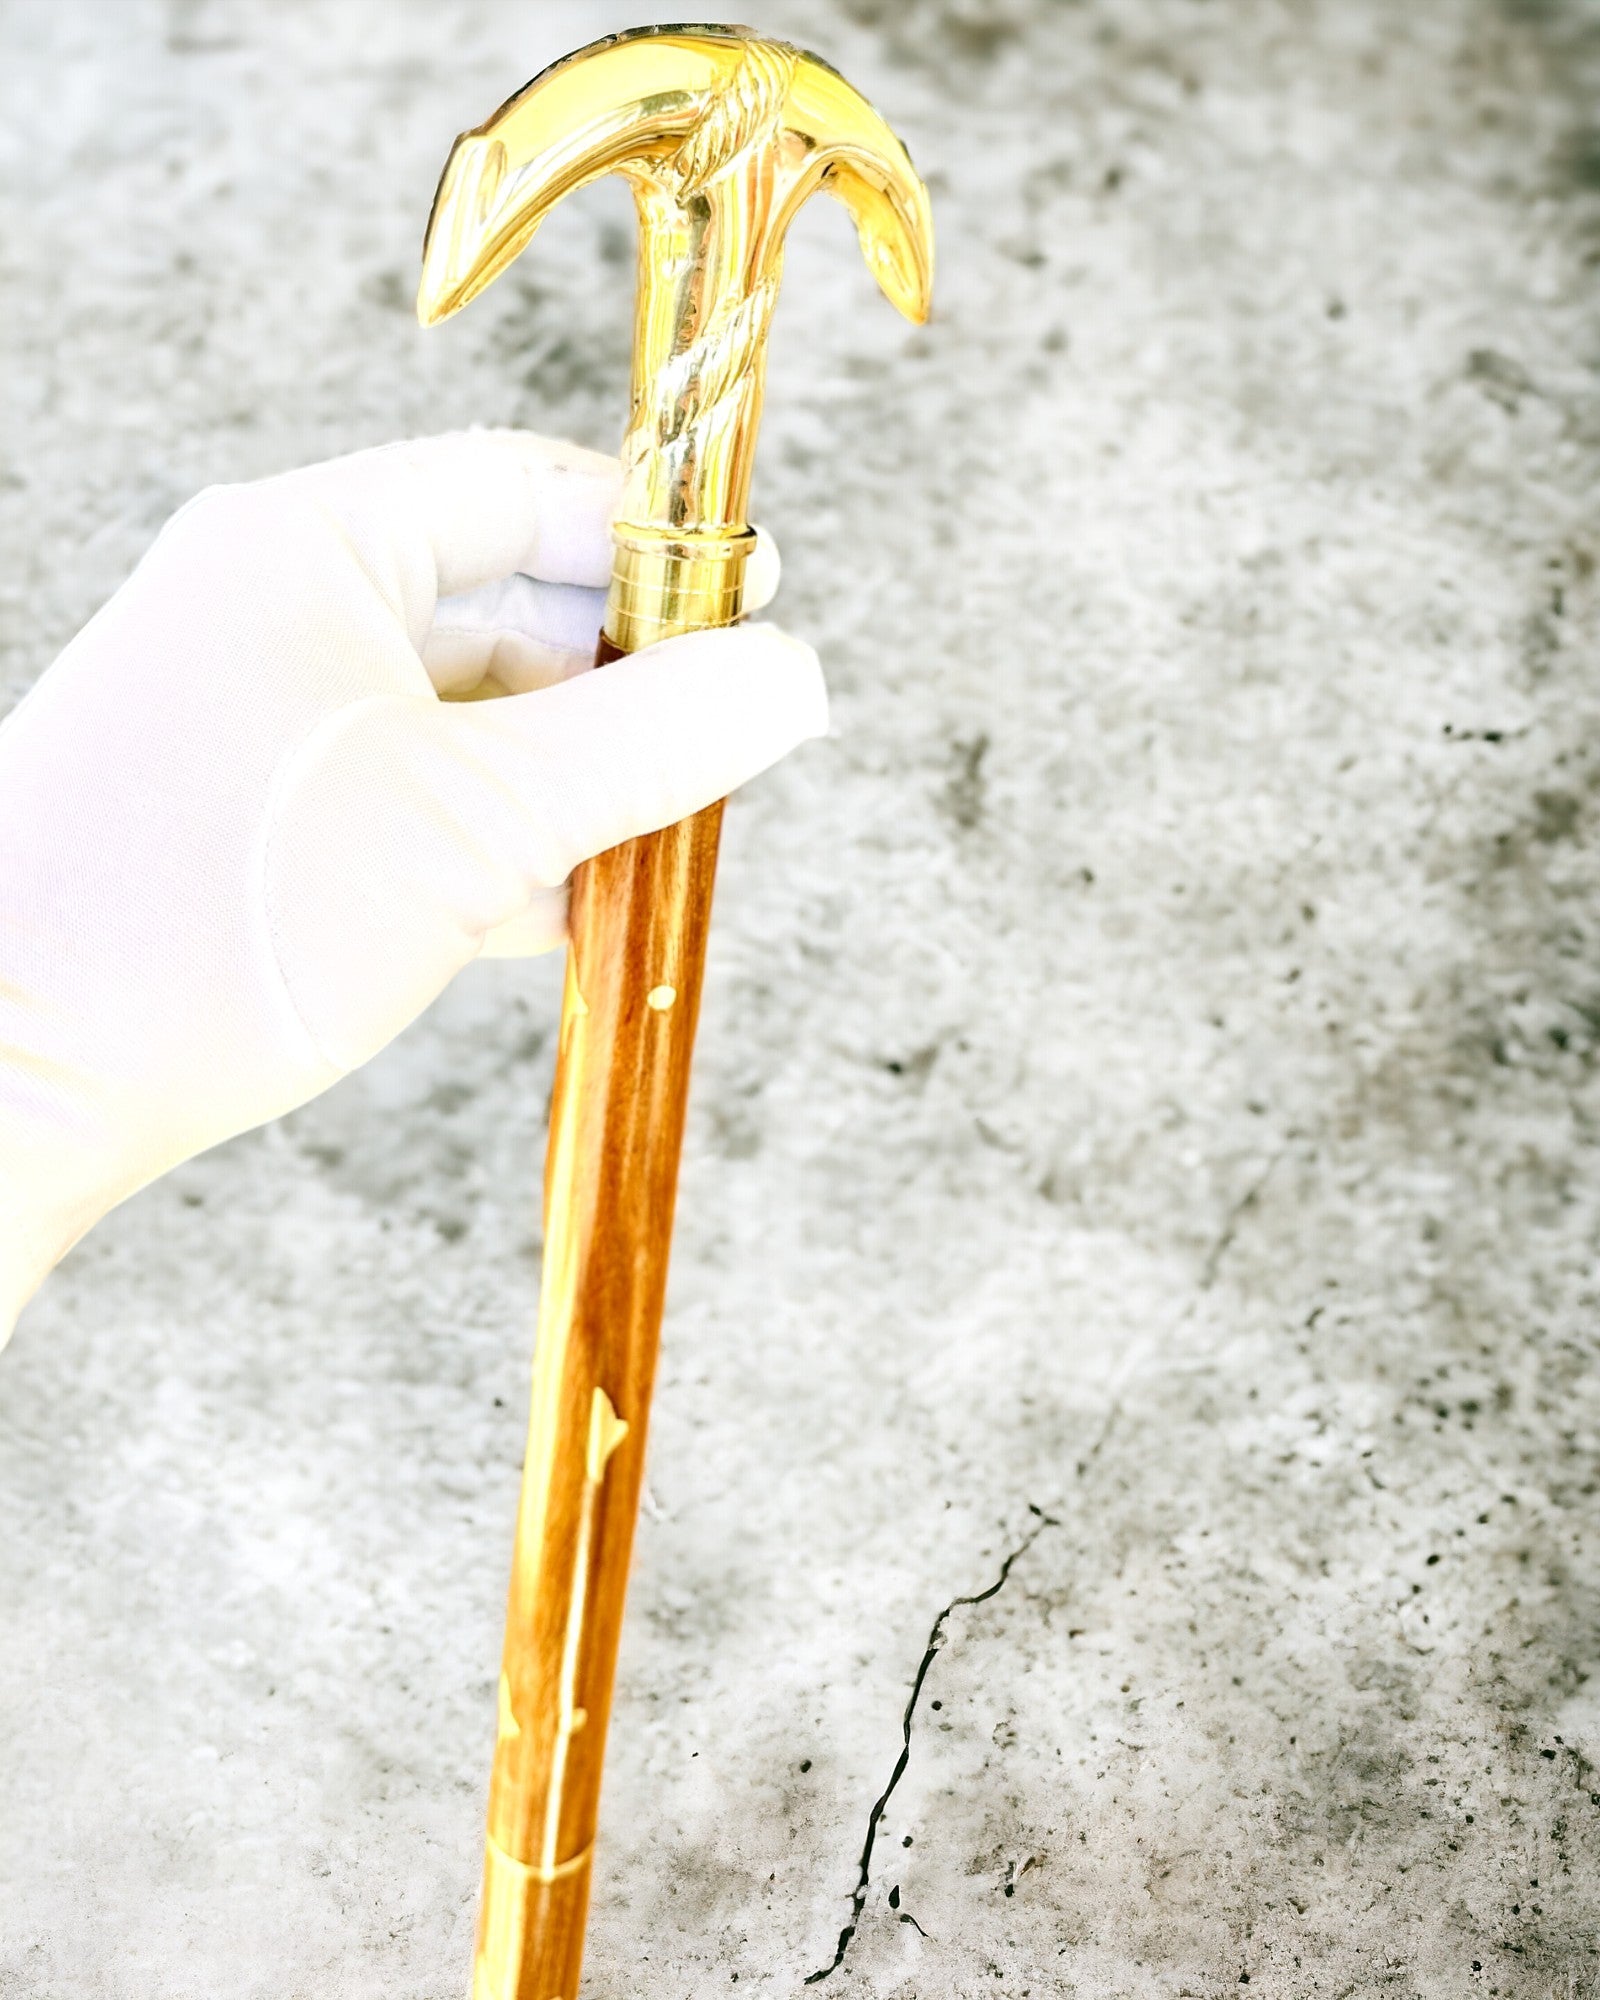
[473,643,726,2000]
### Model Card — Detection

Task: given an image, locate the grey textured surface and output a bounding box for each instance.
[5,0,1600,1994]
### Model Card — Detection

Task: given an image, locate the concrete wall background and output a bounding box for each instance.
[4,1,1600,1994]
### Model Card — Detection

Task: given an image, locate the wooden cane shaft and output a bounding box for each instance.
[473,635,725,2000]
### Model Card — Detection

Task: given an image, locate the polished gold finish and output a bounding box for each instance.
[604,527,756,654]
[420,23,933,650]
[418,24,933,2000]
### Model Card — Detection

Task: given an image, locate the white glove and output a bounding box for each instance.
[0,430,826,1342]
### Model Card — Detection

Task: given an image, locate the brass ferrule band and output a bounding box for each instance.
[602,525,756,653]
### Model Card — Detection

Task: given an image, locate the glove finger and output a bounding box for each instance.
[744,524,782,615]
[267,622,825,1074]
[282,430,620,619]
[423,524,784,697]
[479,888,571,957]
[426,629,594,699]
[424,580,608,696]
[435,620,828,892]
[425,575,607,695]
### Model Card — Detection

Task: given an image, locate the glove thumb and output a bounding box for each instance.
[266,622,828,1074]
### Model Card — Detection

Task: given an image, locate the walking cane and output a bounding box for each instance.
[416,27,933,1999]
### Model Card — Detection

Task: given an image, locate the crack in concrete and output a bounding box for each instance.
[1199,1148,1284,1291]
[803,1503,1061,1984]
[887,1882,929,1936]
[801,1157,1271,1985]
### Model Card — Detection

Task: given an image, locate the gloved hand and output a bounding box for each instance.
[0,430,825,1342]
